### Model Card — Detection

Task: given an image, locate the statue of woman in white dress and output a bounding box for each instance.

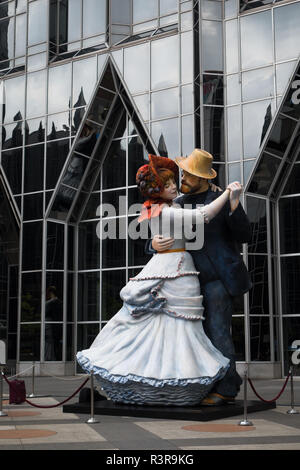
[76,155,243,406]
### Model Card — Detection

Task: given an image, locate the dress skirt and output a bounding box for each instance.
[76,252,230,406]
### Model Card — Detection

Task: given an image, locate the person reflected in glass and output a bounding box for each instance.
[45,286,62,361]
[77,154,244,406]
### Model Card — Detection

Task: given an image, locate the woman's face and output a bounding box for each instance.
[160,178,178,201]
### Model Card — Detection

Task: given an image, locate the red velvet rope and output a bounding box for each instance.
[247,372,291,403]
[3,373,90,408]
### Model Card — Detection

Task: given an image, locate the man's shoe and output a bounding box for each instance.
[200,392,235,406]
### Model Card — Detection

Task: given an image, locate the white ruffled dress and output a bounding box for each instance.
[76,205,230,406]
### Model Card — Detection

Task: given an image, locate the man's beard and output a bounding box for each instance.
[180,183,201,194]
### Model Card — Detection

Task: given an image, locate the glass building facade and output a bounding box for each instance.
[0,0,299,377]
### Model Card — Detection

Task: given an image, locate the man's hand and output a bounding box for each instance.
[209,182,222,192]
[152,235,174,252]
[227,181,243,213]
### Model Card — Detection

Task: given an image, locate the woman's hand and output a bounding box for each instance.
[152,234,174,252]
[209,182,222,193]
[226,181,243,213]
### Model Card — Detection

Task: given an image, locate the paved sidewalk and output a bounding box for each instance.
[1,374,300,451]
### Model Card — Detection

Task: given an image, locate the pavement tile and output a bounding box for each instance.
[180,443,300,450]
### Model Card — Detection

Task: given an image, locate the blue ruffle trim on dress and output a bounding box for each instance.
[76,351,229,389]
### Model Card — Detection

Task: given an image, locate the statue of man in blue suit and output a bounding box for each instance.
[146,149,252,405]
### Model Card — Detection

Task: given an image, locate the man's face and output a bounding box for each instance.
[180,170,208,194]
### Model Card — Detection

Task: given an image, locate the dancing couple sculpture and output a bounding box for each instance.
[77,149,252,407]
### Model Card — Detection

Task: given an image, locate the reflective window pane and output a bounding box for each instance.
[225,19,238,74]
[232,317,245,361]
[133,0,158,23]
[78,272,100,321]
[82,0,107,37]
[242,67,274,102]
[78,221,100,270]
[25,118,45,145]
[228,162,240,183]
[151,87,179,119]
[24,144,44,193]
[203,75,223,105]
[46,139,70,190]
[102,227,126,268]
[23,192,43,221]
[227,105,241,161]
[181,31,193,84]
[47,112,70,141]
[250,317,270,361]
[28,0,48,45]
[160,0,178,16]
[226,74,241,105]
[279,197,300,255]
[282,317,300,375]
[151,35,179,90]
[281,257,300,315]
[274,3,300,62]
[2,121,23,149]
[181,114,194,156]
[243,100,274,158]
[202,20,223,73]
[248,153,281,196]
[282,163,300,196]
[265,115,297,158]
[101,270,125,321]
[1,148,22,194]
[203,106,224,161]
[21,273,41,322]
[47,222,65,270]
[201,0,222,19]
[240,11,273,70]
[124,43,150,94]
[248,255,269,316]
[102,139,126,189]
[128,136,149,186]
[26,70,47,118]
[45,323,63,361]
[133,94,149,122]
[72,56,97,108]
[3,75,25,124]
[22,222,43,270]
[276,61,296,96]
[151,117,180,158]
[281,77,300,120]
[48,63,71,114]
[20,324,40,361]
[246,196,267,253]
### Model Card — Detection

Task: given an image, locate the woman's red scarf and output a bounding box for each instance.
[138,199,166,222]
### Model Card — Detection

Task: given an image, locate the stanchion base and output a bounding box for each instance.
[287,408,299,414]
[63,399,276,421]
[86,417,100,424]
[238,419,254,426]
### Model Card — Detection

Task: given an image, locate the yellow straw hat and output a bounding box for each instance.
[175,149,217,179]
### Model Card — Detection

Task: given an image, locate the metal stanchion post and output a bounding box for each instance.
[287,365,299,415]
[86,371,99,424]
[28,362,36,398]
[239,363,253,427]
[0,367,8,417]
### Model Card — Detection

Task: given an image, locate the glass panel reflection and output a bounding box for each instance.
[3,75,25,124]
[28,0,47,45]
[276,61,297,96]
[227,105,241,162]
[203,75,223,105]
[133,0,158,23]
[232,317,245,361]
[225,19,238,74]
[46,139,70,190]
[128,136,149,186]
[151,35,179,90]
[72,55,97,108]
[203,106,224,162]
[250,317,270,361]
[2,121,23,149]
[20,324,40,361]
[47,222,64,270]
[242,67,274,102]
[23,192,43,221]
[243,100,273,158]
[89,87,115,126]
[281,78,300,120]
[248,255,269,316]
[279,197,300,255]
[101,270,126,321]
[246,196,267,253]
[82,0,107,37]
[240,11,273,70]
[77,324,99,362]
[102,139,126,189]
[24,144,44,193]
[25,118,45,145]
[265,115,297,158]
[78,221,100,270]
[1,148,22,194]
[102,224,126,268]
[77,272,100,322]
[47,113,70,141]
[202,20,223,73]
[45,275,64,321]
[21,272,42,322]
[248,153,281,196]
[22,222,43,270]
[151,87,179,119]
[44,323,62,361]
[282,163,300,196]
[151,117,179,158]
[274,3,300,62]
[281,256,300,315]
[48,63,72,114]
[181,114,194,157]
[124,43,150,95]
[26,69,47,118]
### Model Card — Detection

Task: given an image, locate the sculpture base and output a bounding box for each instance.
[63,399,275,421]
